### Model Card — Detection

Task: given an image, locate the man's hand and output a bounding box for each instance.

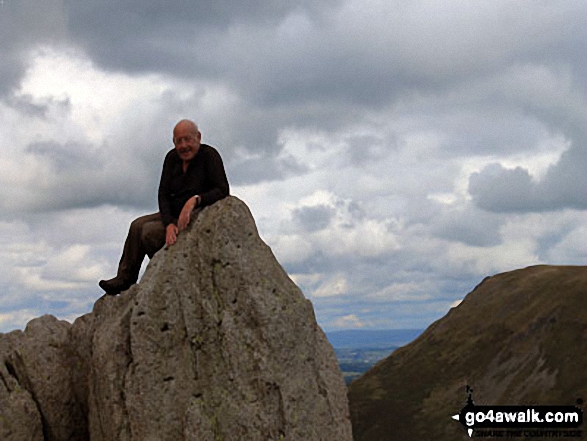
[166,223,179,247]
[178,195,199,231]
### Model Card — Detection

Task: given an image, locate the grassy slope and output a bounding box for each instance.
[348,265,587,441]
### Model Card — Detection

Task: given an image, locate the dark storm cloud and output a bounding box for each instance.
[5,0,587,119]
[60,0,586,108]
[62,0,340,75]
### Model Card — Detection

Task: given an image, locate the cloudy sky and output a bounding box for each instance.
[1,0,587,333]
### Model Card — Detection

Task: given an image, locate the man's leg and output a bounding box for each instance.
[99,212,161,295]
[142,215,166,258]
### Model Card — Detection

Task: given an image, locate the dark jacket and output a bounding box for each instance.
[158,144,229,226]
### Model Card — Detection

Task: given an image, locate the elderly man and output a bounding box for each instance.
[99,119,230,295]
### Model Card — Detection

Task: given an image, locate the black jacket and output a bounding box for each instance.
[158,144,229,226]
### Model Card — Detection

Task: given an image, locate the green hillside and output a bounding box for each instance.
[348,265,587,440]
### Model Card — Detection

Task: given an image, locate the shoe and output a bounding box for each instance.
[99,277,132,295]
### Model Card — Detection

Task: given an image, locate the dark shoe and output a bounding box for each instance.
[99,277,132,295]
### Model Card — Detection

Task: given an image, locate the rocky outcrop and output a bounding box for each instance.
[348,265,587,441]
[0,314,87,441]
[0,196,352,441]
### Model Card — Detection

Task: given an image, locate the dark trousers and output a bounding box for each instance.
[116,212,166,284]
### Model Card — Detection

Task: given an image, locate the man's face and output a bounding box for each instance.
[173,124,201,163]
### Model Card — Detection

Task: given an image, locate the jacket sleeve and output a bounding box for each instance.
[199,147,230,207]
[158,151,177,227]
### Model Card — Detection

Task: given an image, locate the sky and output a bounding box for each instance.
[1,0,587,333]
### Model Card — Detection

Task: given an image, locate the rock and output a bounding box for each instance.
[0,196,352,441]
[0,315,87,440]
[0,331,44,441]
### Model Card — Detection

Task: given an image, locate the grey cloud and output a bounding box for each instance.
[284,238,477,330]
[469,163,537,213]
[0,52,26,98]
[469,133,587,213]
[0,140,161,217]
[59,1,587,108]
[0,0,66,97]
[7,95,71,119]
[65,0,338,34]
[3,0,586,123]
[434,108,551,157]
[535,228,574,262]
[292,204,335,233]
[344,134,391,166]
[62,0,340,76]
[537,142,587,209]
[346,201,365,222]
[432,206,503,247]
[26,140,92,172]
[226,148,308,185]
[229,1,587,109]
[6,174,158,214]
[54,0,587,185]
[282,250,330,275]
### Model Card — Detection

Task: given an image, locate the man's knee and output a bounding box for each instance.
[130,213,154,230]
[141,221,166,257]
[129,218,142,235]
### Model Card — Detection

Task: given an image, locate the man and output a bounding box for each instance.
[99,119,230,295]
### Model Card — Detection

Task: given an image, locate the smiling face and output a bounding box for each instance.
[173,120,201,165]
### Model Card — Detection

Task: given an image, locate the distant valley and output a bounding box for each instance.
[326,329,423,385]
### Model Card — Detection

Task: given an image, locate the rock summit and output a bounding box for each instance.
[0,196,352,441]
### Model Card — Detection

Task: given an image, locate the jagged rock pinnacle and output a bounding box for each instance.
[0,196,352,441]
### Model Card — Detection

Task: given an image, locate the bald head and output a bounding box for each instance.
[173,119,199,138]
[173,119,202,165]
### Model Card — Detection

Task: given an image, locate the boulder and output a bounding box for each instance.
[0,196,352,441]
[0,315,86,440]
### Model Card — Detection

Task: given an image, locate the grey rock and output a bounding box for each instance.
[0,331,44,441]
[0,315,86,441]
[0,196,352,441]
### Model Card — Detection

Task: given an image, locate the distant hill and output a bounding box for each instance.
[326,329,423,349]
[348,265,587,440]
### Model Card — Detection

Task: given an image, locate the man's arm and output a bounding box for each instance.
[178,146,228,231]
[178,195,199,231]
[166,223,179,246]
[199,146,229,207]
